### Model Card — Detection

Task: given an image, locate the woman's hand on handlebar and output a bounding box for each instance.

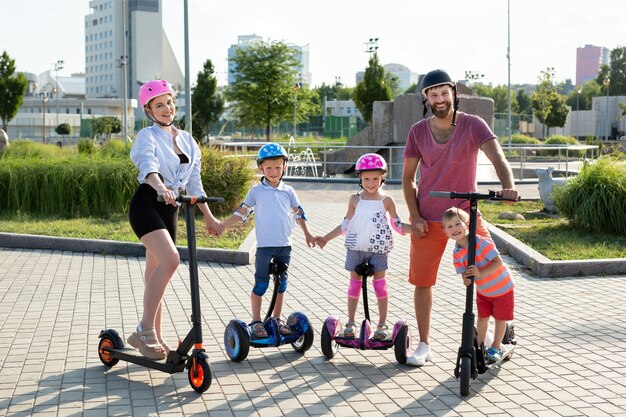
[158,189,177,206]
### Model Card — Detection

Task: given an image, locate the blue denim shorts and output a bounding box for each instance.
[254,246,292,283]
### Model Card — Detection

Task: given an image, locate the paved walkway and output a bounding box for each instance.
[1,182,625,416]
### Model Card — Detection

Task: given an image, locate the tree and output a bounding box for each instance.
[90,116,121,142]
[191,59,224,141]
[532,69,570,138]
[55,123,72,136]
[596,46,626,96]
[0,51,28,131]
[353,53,392,123]
[516,89,532,115]
[565,80,601,111]
[226,40,310,140]
[472,84,519,114]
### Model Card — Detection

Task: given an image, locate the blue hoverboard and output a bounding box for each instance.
[223,260,314,362]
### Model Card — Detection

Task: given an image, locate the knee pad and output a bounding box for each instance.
[252,278,269,296]
[278,276,288,293]
[347,278,362,299]
[373,278,389,299]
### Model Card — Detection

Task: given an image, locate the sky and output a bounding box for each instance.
[2,0,624,89]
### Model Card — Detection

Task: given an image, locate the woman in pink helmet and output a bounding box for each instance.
[317,153,411,340]
[127,79,223,360]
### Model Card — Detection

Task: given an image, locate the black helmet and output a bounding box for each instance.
[419,69,459,126]
[420,69,455,97]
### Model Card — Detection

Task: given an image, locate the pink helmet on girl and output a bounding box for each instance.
[355,153,387,174]
[138,80,175,108]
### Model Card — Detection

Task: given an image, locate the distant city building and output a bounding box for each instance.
[324,99,362,119]
[227,34,311,86]
[576,44,610,86]
[84,0,184,118]
[355,63,418,93]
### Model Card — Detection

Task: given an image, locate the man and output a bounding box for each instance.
[402,69,518,366]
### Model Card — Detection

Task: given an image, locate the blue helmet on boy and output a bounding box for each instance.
[256,143,288,165]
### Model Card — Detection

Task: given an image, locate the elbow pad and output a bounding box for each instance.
[233,203,253,223]
[294,205,307,221]
[340,217,350,236]
[391,217,406,235]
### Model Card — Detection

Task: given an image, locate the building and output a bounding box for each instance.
[227,34,311,86]
[576,44,610,86]
[384,63,419,92]
[84,0,184,119]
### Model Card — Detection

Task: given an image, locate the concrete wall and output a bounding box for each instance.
[322,85,495,179]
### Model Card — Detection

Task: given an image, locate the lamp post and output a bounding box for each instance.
[576,88,581,140]
[54,60,64,134]
[464,71,484,86]
[603,77,610,141]
[41,87,48,144]
[365,37,379,54]
[293,78,302,138]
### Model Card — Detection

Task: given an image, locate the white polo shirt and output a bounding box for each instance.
[244,179,300,248]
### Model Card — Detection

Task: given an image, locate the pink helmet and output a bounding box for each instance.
[355,153,387,174]
[138,80,175,108]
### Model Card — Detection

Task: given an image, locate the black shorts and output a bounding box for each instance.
[129,183,178,242]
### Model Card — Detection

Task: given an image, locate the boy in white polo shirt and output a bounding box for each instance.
[219,143,317,338]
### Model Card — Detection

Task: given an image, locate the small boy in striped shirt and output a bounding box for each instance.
[442,207,515,362]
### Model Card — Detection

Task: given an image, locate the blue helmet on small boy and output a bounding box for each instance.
[257,143,288,165]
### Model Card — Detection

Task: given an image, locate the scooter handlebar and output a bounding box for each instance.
[157,195,225,204]
[429,190,520,202]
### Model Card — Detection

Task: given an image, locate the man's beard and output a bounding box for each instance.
[431,102,453,119]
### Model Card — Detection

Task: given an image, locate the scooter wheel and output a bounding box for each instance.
[321,321,338,359]
[292,325,314,354]
[394,324,410,364]
[460,356,472,396]
[224,322,250,362]
[188,356,212,393]
[98,332,122,367]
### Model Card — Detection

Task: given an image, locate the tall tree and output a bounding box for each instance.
[226,40,304,140]
[192,59,224,141]
[532,69,570,137]
[516,89,532,115]
[353,53,392,123]
[565,80,601,111]
[0,51,28,131]
[606,47,626,95]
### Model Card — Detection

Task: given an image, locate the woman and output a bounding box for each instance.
[127,79,223,359]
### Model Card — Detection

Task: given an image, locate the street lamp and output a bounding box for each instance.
[365,38,379,54]
[464,71,484,86]
[293,77,302,138]
[603,77,610,141]
[576,87,582,140]
[54,60,64,133]
[40,87,49,144]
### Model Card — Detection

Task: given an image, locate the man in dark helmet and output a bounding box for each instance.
[401,69,518,366]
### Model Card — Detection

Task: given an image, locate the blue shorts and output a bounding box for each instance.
[345,249,388,273]
[254,246,292,284]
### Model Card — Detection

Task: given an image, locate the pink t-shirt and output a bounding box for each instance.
[403,112,496,221]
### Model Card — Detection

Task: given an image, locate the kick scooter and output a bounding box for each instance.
[223,260,315,362]
[98,194,224,394]
[430,190,518,396]
[320,261,412,363]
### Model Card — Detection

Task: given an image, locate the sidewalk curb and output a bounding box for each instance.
[488,224,626,278]
[0,231,256,265]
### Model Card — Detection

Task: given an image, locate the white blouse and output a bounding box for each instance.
[130,124,206,197]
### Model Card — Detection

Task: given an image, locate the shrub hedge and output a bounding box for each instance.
[0,141,255,217]
[553,156,626,236]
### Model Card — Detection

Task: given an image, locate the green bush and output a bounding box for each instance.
[78,138,95,155]
[553,156,626,236]
[0,140,70,159]
[499,134,541,145]
[538,135,583,158]
[200,146,256,216]
[0,143,255,218]
[99,138,129,158]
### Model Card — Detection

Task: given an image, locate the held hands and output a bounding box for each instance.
[315,235,329,249]
[205,216,225,236]
[410,217,428,237]
[305,233,317,248]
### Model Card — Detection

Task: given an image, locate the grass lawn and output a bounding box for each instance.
[0,212,253,250]
[479,200,626,260]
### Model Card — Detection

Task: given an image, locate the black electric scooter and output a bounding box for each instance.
[430,190,518,396]
[98,194,223,394]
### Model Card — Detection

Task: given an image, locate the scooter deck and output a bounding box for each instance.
[478,344,515,374]
[103,347,188,373]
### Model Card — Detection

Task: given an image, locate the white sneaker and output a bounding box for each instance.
[405,342,433,367]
